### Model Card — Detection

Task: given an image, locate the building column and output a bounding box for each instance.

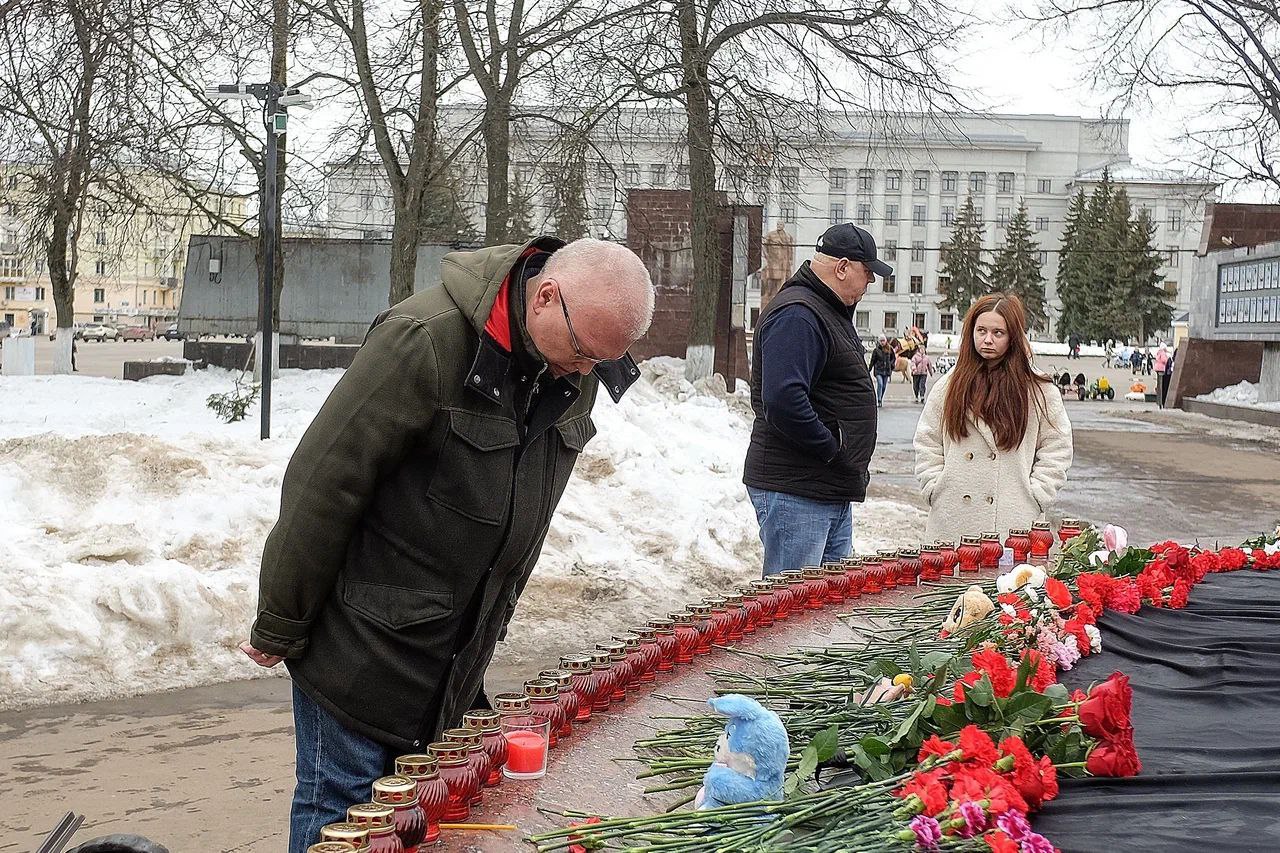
[1260,342,1280,404]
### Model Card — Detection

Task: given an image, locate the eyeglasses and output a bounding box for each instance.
[558,287,606,366]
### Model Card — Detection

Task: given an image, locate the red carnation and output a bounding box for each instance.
[1108,580,1142,614]
[1019,648,1058,692]
[950,765,1029,814]
[1190,551,1219,581]
[1219,547,1248,571]
[972,648,1017,698]
[1063,618,1091,656]
[1169,578,1191,609]
[1075,602,1098,625]
[985,831,1019,853]
[959,724,1000,765]
[897,768,949,816]
[954,670,983,702]
[918,735,957,762]
[1069,688,1088,703]
[1078,672,1133,739]
[1045,577,1072,609]
[1075,573,1110,611]
[1086,731,1142,777]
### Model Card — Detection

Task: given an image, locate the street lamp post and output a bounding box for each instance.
[204,82,309,440]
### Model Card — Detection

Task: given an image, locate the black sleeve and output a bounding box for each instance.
[757,306,840,461]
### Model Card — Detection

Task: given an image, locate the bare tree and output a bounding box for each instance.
[1032,0,1280,196]
[582,0,966,380]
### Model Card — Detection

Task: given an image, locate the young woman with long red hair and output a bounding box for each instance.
[914,294,1073,541]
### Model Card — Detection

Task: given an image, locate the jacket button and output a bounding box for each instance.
[989,452,997,460]
[963,494,971,501]
[473,374,481,384]
[412,740,421,747]
[965,452,973,461]
[987,496,994,504]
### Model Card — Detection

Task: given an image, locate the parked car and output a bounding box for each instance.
[120,325,152,341]
[156,323,184,341]
[77,324,119,342]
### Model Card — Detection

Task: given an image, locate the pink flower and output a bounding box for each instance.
[996,810,1032,840]
[1019,831,1057,853]
[910,814,943,849]
[958,800,988,838]
[1103,524,1128,552]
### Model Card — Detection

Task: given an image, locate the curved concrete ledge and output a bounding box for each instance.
[1182,397,1280,428]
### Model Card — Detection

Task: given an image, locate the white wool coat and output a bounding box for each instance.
[914,371,1073,542]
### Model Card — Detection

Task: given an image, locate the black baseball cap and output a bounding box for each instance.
[815,223,893,278]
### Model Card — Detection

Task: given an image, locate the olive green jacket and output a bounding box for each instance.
[249,237,638,749]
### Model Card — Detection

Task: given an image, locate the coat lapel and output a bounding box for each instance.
[973,418,998,453]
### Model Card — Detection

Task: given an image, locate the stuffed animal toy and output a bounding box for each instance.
[694,694,790,810]
[942,585,995,633]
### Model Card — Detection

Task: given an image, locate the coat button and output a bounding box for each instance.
[412,740,421,747]
[989,452,997,460]
[965,452,973,461]
[987,496,994,504]
[963,494,971,501]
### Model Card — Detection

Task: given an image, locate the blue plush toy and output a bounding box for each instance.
[694,694,790,810]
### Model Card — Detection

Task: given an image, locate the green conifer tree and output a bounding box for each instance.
[938,194,989,316]
[989,201,1047,331]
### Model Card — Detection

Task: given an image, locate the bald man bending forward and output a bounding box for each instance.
[240,237,656,851]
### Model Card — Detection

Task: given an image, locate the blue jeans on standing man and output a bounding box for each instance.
[747,487,852,576]
[874,372,889,406]
[289,682,393,853]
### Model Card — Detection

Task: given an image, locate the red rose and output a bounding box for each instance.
[1045,577,1073,609]
[985,831,1019,853]
[958,724,1000,765]
[972,648,1017,698]
[918,734,957,762]
[1078,672,1133,739]
[1086,732,1142,777]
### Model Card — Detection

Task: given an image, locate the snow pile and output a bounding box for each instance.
[0,359,924,710]
[1029,341,1106,357]
[1195,380,1280,412]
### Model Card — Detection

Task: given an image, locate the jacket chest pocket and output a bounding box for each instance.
[426,409,521,524]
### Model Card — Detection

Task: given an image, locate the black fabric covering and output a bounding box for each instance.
[1035,570,1280,852]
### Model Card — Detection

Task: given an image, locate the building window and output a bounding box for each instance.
[939,312,955,332]
[1164,280,1178,296]
[913,311,927,329]
[93,287,105,303]
[675,164,689,187]
[974,205,984,222]
[1167,246,1179,267]
[858,168,873,191]
[910,275,923,294]
[829,168,847,191]
[622,163,640,186]
[886,170,902,191]
[855,310,870,331]
[969,172,985,193]
[884,311,898,330]
[829,203,845,224]
[913,171,929,192]
[912,204,926,226]
[1168,209,1182,230]
[997,172,1014,193]
[997,207,1010,226]
[1038,178,1052,194]
[857,203,871,223]
[883,276,896,294]
[35,286,45,300]
[886,203,899,222]
[884,240,897,260]
[941,171,958,193]
[942,205,955,227]
[1138,205,1153,220]
[2,286,12,299]
[1038,251,1049,266]
[361,229,383,240]
[0,257,22,278]
[649,163,667,186]
[95,229,107,245]
[779,166,799,191]
[911,241,926,262]
[780,201,796,223]
[94,259,106,275]
[1035,216,1049,232]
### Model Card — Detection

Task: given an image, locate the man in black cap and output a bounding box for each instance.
[743,222,890,575]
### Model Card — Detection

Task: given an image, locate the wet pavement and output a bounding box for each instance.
[3,394,1279,851]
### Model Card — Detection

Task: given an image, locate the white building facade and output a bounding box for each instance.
[326,109,1216,340]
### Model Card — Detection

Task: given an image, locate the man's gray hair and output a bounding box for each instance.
[542,238,655,340]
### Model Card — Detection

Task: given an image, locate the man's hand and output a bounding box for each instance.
[240,640,285,668]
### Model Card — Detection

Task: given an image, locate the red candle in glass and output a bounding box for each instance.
[1058,518,1084,545]
[767,576,793,620]
[559,655,596,722]
[897,548,922,586]
[669,611,699,665]
[689,604,715,655]
[722,595,748,642]
[425,742,479,823]
[493,691,530,720]
[537,670,579,737]
[703,598,733,645]
[861,557,883,594]
[878,550,900,590]
[442,728,490,804]
[320,821,372,851]
[737,589,761,635]
[1029,522,1054,564]
[979,532,1003,572]
[648,619,679,672]
[348,803,406,853]
[1005,529,1031,564]
[783,573,809,612]
[373,775,426,853]
[935,541,959,577]
[801,567,829,609]
[748,580,777,627]
[842,557,865,599]
[596,641,631,701]
[461,711,508,786]
[823,562,849,604]
[630,626,662,681]
[504,730,548,775]
[395,756,448,847]
[524,680,567,749]
[919,545,943,582]
[613,634,645,693]
[588,651,616,710]
[957,535,983,573]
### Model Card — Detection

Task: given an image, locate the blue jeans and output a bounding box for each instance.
[747,487,852,577]
[874,373,889,404]
[289,682,393,853]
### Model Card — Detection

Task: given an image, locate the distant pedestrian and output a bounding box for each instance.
[1068,333,1081,360]
[1154,344,1170,376]
[869,335,896,407]
[71,339,78,372]
[1129,348,1142,374]
[1143,347,1154,375]
[909,346,934,404]
[29,318,36,336]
